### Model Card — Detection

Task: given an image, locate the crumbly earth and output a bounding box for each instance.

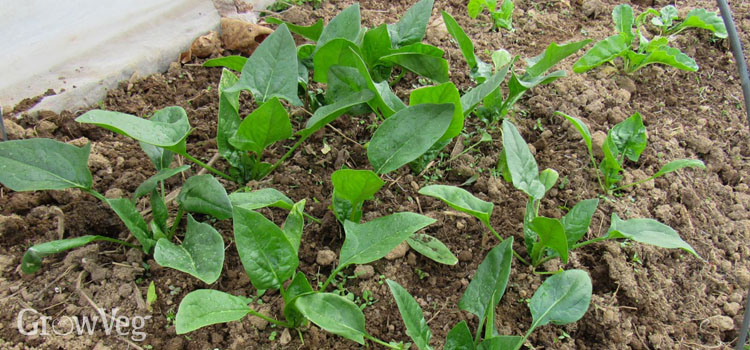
[2,0,750,349]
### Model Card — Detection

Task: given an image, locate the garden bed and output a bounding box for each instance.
[2,0,750,349]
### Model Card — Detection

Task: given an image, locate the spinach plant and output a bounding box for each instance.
[573,4,725,74]
[467,0,514,31]
[557,111,706,194]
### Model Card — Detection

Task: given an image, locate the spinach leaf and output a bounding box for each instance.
[154,215,224,284]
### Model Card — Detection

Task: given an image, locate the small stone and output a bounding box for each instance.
[279,328,292,346]
[406,252,417,266]
[105,188,125,199]
[591,131,607,159]
[723,302,741,316]
[385,242,409,260]
[708,315,734,331]
[687,135,713,154]
[730,293,743,303]
[67,137,90,147]
[410,181,419,192]
[118,284,133,298]
[3,118,25,139]
[316,250,336,266]
[456,219,466,230]
[458,250,473,262]
[354,265,375,279]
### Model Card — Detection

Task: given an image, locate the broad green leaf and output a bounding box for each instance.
[374,80,408,113]
[524,40,591,78]
[608,112,647,163]
[387,280,433,350]
[379,52,450,83]
[226,24,301,105]
[283,272,314,327]
[491,49,512,69]
[346,47,399,117]
[653,5,678,28]
[177,175,232,220]
[175,290,250,334]
[326,65,369,104]
[572,35,630,73]
[407,234,458,265]
[635,46,698,72]
[133,165,190,201]
[502,120,545,199]
[529,269,592,328]
[612,4,634,41]
[316,3,361,51]
[21,235,122,274]
[442,11,478,69]
[266,17,324,41]
[229,97,291,156]
[331,169,384,222]
[0,139,92,191]
[301,90,375,138]
[461,63,511,115]
[467,0,496,18]
[76,106,190,154]
[653,159,706,178]
[529,217,568,264]
[672,8,727,38]
[368,103,454,174]
[539,168,559,193]
[203,56,247,72]
[459,238,513,326]
[418,185,493,227]
[410,83,463,142]
[606,213,699,257]
[217,69,243,168]
[107,198,155,253]
[556,112,593,161]
[282,200,306,253]
[477,336,523,350]
[445,321,475,350]
[340,212,435,266]
[313,39,361,83]
[233,207,297,289]
[150,190,169,233]
[294,293,367,344]
[504,69,566,114]
[154,215,224,284]
[140,142,174,171]
[561,199,599,246]
[361,24,393,70]
[387,0,434,48]
[229,188,294,210]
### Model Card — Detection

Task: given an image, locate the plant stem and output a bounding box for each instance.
[364,334,402,349]
[304,212,322,225]
[390,69,407,86]
[266,135,309,177]
[611,174,657,193]
[448,139,484,163]
[533,255,556,268]
[168,206,185,239]
[488,225,530,265]
[570,236,609,250]
[320,264,344,291]
[85,189,109,203]
[182,153,234,182]
[248,308,294,328]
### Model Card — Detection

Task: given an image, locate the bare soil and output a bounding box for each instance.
[2,0,750,349]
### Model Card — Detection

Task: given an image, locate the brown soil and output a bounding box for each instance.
[2,0,750,349]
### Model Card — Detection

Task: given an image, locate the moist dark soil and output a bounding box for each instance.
[2,0,750,349]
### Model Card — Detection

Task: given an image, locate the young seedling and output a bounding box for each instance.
[573,4,726,74]
[556,111,706,194]
[467,0,515,31]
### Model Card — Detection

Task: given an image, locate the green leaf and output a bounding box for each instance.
[217,69,243,169]
[229,188,294,210]
[418,185,493,227]
[406,234,458,265]
[229,97,291,156]
[154,215,224,284]
[316,3,361,51]
[266,17,324,41]
[529,269,592,328]
[340,212,435,267]
[653,159,706,178]
[147,281,157,311]
[226,24,301,105]
[461,63,511,115]
[522,199,537,257]
[634,46,698,72]
[561,199,599,246]
[445,321,475,350]
[140,142,174,171]
[491,49,512,70]
[459,238,513,327]
[606,213,700,257]
[379,51,450,83]
[106,198,155,253]
[410,82,463,142]
[313,39,362,83]
[233,206,298,289]
[478,336,523,350]
[653,5,678,28]
[539,168,559,193]
[442,11,478,69]
[387,0,433,48]
[672,8,727,38]
[572,34,630,73]
[332,169,384,223]
[524,40,591,78]
[294,293,367,344]
[361,24,393,70]
[326,66,369,103]
[344,47,400,117]
[21,235,120,274]
[491,0,514,31]
[529,217,568,264]
[556,112,594,161]
[177,175,232,220]
[76,106,190,154]
[282,200,306,254]
[502,120,545,199]
[283,272,314,327]
[203,56,247,72]
[175,290,250,334]
[387,279,433,350]
[467,0,496,18]
[0,139,92,191]
[301,90,375,138]
[133,165,190,201]
[608,112,647,163]
[150,190,169,233]
[368,103,454,174]
[612,4,634,41]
